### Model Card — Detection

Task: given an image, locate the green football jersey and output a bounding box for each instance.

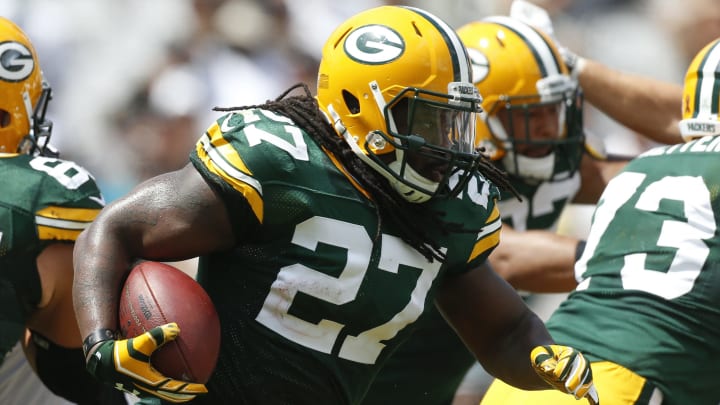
[0,154,104,363]
[187,108,502,404]
[497,170,581,231]
[548,138,720,404]
[362,159,582,404]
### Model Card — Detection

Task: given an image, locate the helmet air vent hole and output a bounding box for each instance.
[411,22,422,37]
[342,90,360,114]
[0,110,9,127]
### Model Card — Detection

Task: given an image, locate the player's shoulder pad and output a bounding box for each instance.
[198,108,315,179]
[17,154,105,208]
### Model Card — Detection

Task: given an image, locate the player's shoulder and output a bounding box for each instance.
[430,172,503,270]
[0,153,104,209]
[437,171,501,224]
[195,108,326,182]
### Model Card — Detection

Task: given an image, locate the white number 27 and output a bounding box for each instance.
[256,216,442,364]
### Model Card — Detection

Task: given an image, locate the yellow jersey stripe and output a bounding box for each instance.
[35,206,99,241]
[468,205,502,262]
[37,226,83,241]
[36,206,101,222]
[206,123,256,179]
[323,147,372,200]
[196,129,264,222]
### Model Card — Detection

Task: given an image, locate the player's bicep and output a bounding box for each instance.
[101,163,235,260]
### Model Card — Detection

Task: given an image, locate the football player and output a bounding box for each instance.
[364,4,688,405]
[362,16,616,405]
[0,17,126,405]
[481,36,720,405]
[507,0,683,147]
[72,6,597,405]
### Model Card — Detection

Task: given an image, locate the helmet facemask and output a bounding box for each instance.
[365,83,484,203]
[487,75,584,183]
[15,81,55,156]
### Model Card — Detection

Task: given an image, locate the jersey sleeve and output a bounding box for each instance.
[190,110,299,239]
[439,174,503,276]
[466,202,502,266]
[32,157,105,243]
[0,155,105,354]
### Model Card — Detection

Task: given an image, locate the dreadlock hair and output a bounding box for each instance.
[214,83,517,263]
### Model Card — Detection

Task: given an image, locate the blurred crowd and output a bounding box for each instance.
[2,0,719,201]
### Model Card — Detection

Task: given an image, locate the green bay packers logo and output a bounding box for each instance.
[0,41,34,82]
[466,48,489,84]
[344,25,404,65]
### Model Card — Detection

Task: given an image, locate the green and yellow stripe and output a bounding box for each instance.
[195,123,264,222]
[35,205,100,241]
[468,204,502,262]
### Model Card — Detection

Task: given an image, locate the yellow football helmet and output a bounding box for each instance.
[0,17,53,155]
[457,16,584,182]
[679,38,720,141]
[316,6,483,203]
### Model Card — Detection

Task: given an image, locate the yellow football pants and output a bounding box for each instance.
[480,361,663,405]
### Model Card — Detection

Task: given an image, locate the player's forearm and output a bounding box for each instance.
[580,58,683,145]
[72,221,132,339]
[489,230,579,293]
[482,310,555,390]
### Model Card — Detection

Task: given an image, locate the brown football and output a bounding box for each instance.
[118,261,220,383]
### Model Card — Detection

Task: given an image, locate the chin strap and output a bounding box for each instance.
[387,160,435,203]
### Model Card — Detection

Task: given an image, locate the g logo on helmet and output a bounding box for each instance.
[466,47,489,84]
[344,25,404,65]
[0,41,34,82]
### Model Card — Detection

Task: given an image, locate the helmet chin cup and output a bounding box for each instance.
[503,151,555,182]
[387,159,438,203]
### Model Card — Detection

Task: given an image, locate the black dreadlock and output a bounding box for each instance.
[214,83,517,263]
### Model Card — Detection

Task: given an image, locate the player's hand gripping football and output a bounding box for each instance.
[85,322,208,403]
[531,345,599,405]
